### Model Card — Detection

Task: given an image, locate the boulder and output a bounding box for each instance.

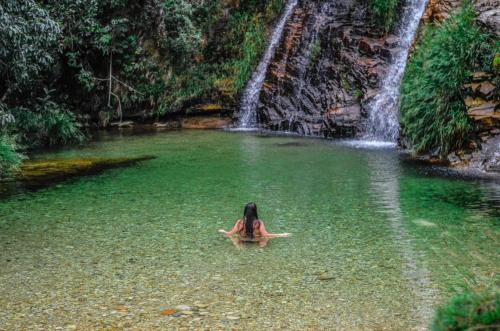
[468,102,497,116]
[477,81,496,100]
[474,0,500,36]
[464,96,487,108]
[380,47,403,62]
[447,152,461,165]
[472,72,493,82]
[468,102,500,128]
[358,38,381,56]
[383,36,399,48]
[153,121,181,129]
[323,104,361,137]
[110,121,134,128]
[181,116,231,129]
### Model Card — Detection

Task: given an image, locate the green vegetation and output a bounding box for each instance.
[371,0,400,32]
[310,39,322,66]
[400,3,498,155]
[0,0,285,173]
[0,136,22,176]
[431,289,500,331]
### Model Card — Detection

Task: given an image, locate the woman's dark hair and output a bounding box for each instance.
[243,202,259,238]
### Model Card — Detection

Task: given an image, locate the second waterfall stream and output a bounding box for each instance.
[237,0,298,129]
[364,0,428,142]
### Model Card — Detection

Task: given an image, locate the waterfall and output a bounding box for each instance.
[364,0,428,142]
[237,0,298,129]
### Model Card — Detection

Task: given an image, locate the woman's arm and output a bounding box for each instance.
[259,221,291,238]
[218,220,243,237]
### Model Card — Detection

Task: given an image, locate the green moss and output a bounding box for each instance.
[353,88,363,101]
[400,3,498,155]
[18,156,155,182]
[493,53,500,69]
[310,39,322,66]
[371,0,400,32]
[431,289,500,331]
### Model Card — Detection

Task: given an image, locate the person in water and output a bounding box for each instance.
[218,202,290,247]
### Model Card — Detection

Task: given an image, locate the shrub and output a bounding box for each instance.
[431,289,500,331]
[9,91,85,147]
[371,0,400,32]
[400,3,498,155]
[0,135,22,175]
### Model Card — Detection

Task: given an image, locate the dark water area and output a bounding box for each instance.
[0,130,498,330]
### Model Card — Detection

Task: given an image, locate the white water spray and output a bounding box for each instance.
[364,0,428,141]
[237,0,298,128]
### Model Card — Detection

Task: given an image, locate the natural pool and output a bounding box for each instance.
[0,130,498,330]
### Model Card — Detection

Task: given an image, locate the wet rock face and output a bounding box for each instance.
[257,0,398,137]
[474,0,500,36]
[421,0,460,23]
[465,72,499,131]
[421,0,499,36]
[442,73,499,172]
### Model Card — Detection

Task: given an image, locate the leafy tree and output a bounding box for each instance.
[162,0,202,65]
[0,0,60,96]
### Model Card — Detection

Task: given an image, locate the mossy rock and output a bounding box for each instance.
[191,104,225,112]
[17,156,155,182]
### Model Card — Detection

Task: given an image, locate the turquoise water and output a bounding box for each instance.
[0,130,498,330]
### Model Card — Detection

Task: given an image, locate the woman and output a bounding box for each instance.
[218,202,290,247]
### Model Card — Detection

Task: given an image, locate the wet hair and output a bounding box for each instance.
[243,202,259,238]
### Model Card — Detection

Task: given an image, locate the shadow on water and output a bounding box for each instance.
[0,156,155,200]
[401,159,500,218]
[274,142,309,147]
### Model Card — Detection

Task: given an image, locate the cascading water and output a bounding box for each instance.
[237,0,298,129]
[364,0,428,142]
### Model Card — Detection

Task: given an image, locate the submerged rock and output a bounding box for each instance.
[17,156,155,182]
[318,273,335,281]
[174,305,192,311]
[412,219,437,227]
[160,309,177,316]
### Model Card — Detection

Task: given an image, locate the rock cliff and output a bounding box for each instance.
[257,0,399,137]
[420,0,499,172]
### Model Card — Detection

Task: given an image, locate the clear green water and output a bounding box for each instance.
[0,130,498,330]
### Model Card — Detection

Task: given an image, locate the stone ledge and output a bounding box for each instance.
[181,117,231,129]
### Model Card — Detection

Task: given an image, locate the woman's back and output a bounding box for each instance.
[238,218,262,240]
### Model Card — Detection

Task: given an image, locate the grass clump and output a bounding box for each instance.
[400,3,498,155]
[431,289,500,331]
